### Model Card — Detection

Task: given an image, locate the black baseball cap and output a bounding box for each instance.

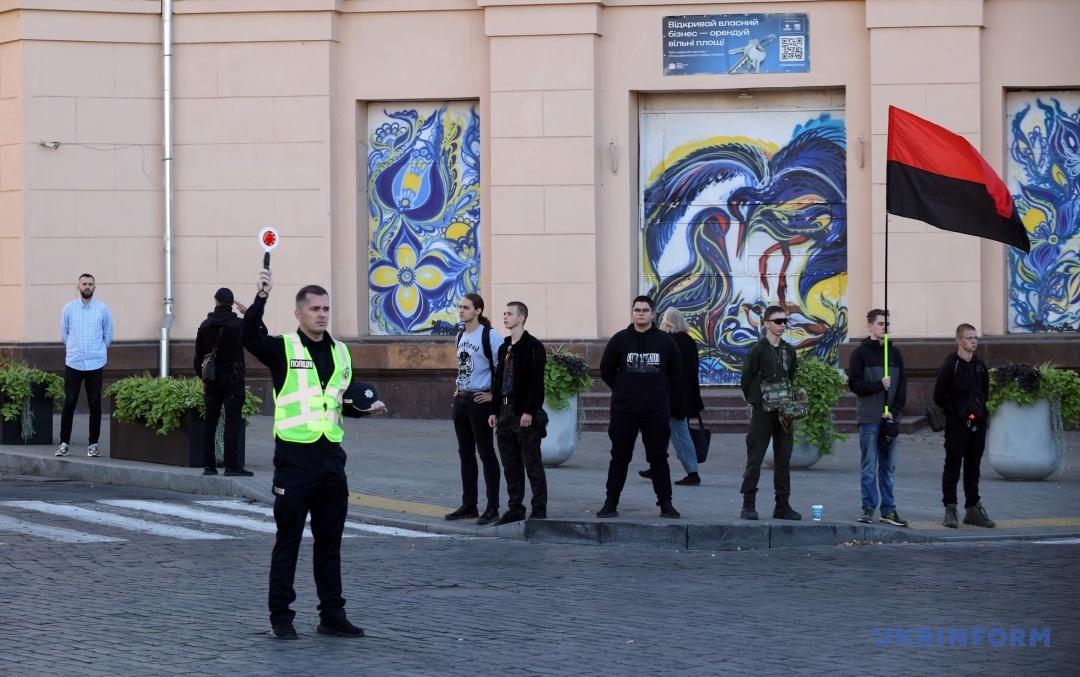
[342,381,379,417]
[214,287,234,305]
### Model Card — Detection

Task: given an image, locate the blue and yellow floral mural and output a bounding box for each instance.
[367,102,481,335]
[1007,93,1080,333]
[641,111,847,385]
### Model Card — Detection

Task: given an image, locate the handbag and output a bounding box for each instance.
[200,328,224,384]
[688,415,711,464]
[925,403,946,432]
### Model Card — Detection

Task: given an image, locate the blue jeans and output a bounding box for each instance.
[670,417,698,474]
[859,423,897,513]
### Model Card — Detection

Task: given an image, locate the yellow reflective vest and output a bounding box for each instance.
[273,333,352,444]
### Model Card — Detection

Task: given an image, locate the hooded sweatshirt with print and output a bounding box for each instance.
[599,323,682,416]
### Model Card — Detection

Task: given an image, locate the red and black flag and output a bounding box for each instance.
[886,106,1030,253]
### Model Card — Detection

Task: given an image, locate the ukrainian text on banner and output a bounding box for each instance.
[662,14,809,76]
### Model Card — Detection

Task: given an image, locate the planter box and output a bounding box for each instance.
[540,396,579,467]
[0,383,54,445]
[110,410,245,468]
[988,398,1064,480]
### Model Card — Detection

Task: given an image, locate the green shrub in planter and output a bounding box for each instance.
[0,361,65,441]
[792,356,848,454]
[106,374,262,435]
[987,363,1080,428]
[543,348,593,410]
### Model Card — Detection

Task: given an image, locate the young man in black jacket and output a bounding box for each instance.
[739,305,802,521]
[847,309,908,527]
[194,287,263,476]
[933,323,995,529]
[596,296,682,519]
[487,302,547,526]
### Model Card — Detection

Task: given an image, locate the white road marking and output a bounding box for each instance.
[0,514,127,543]
[196,500,450,538]
[99,500,353,539]
[1032,538,1080,545]
[3,501,234,540]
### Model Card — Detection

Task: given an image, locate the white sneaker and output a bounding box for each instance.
[55,443,69,457]
[87,444,100,458]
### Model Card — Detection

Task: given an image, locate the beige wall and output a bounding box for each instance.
[0,0,1077,346]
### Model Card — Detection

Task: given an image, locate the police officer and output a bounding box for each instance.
[242,267,387,640]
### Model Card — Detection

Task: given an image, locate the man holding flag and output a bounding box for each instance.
[847,310,907,527]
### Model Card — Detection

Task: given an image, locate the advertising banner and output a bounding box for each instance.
[663,14,810,76]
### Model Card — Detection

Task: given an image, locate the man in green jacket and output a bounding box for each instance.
[739,305,802,521]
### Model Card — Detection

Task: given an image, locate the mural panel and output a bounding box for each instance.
[1007,92,1080,333]
[641,109,847,385]
[367,102,481,335]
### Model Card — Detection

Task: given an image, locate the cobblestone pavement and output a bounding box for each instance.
[1,481,1076,676]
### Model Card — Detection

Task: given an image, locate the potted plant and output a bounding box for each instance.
[106,374,262,467]
[986,363,1080,480]
[540,347,594,467]
[0,361,65,445]
[765,357,848,469]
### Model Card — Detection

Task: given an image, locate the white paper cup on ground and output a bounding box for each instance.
[811,505,823,521]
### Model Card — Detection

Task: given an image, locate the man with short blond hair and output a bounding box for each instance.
[933,323,995,529]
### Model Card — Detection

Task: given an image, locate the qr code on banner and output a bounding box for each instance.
[779,36,805,61]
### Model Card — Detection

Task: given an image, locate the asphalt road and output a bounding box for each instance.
[1,479,1076,676]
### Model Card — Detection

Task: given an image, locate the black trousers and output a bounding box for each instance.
[605,411,672,505]
[741,404,792,503]
[201,369,245,469]
[942,415,985,508]
[496,409,547,515]
[269,442,349,625]
[453,395,501,509]
[60,366,103,445]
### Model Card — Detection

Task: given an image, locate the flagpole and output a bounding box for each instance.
[883,210,890,418]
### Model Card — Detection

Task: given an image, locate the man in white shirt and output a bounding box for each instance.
[445,293,504,525]
[56,274,114,458]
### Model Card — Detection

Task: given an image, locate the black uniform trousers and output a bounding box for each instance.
[452,395,501,510]
[269,441,349,626]
[495,408,547,516]
[200,368,245,469]
[59,366,103,445]
[942,415,986,508]
[605,411,672,504]
[741,404,792,504]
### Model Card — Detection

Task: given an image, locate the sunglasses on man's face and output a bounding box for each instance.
[769,318,789,325]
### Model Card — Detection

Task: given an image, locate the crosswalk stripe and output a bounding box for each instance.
[0,514,127,543]
[3,501,234,540]
[196,500,450,538]
[99,500,355,539]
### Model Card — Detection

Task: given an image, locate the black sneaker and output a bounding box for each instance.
[444,505,479,521]
[638,469,652,479]
[224,467,254,477]
[528,509,547,520]
[596,503,619,518]
[491,511,525,527]
[673,473,701,486]
[943,504,959,529]
[658,501,681,519]
[475,507,500,525]
[773,504,802,520]
[963,503,996,528]
[317,617,364,637]
[857,507,874,524]
[271,622,298,640]
[880,511,909,527]
[740,500,759,521]
[202,467,219,476]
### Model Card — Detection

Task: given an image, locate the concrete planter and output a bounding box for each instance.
[988,398,1064,481]
[540,396,578,467]
[0,383,54,445]
[110,410,245,468]
[764,436,823,469]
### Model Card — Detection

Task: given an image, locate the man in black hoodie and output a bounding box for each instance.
[596,296,682,519]
[194,287,262,476]
[848,309,908,527]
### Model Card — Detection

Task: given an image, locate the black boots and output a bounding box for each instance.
[773,503,802,520]
[475,506,500,525]
[673,473,701,486]
[596,502,619,518]
[658,500,681,519]
[740,497,758,520]
[444,505,479,521]
[943,503,959,528]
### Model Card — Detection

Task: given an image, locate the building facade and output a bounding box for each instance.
[0,0,1077,415]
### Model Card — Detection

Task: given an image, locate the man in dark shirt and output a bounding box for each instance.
[933,323,995,529]
[242,267,386,641]
[194,287,262,476]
